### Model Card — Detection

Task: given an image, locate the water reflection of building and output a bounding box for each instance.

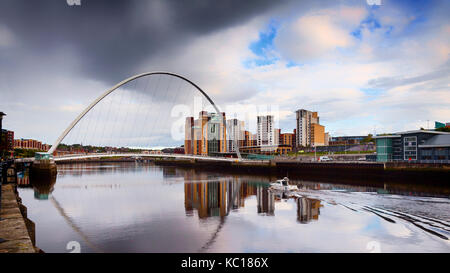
[162,167,177,177]
[183,170,324,223]
[257,187,274,215]
[184,180,229,218]
[29,171,57,200]
[297,197,322,223]
[184,173,263,219]
[17,171,31,187]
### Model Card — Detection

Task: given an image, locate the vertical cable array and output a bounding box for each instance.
[54,73,227,158]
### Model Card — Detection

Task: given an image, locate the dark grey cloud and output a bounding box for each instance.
[0,0,290,85]
[367,65,450,90]
[0,0,297,143]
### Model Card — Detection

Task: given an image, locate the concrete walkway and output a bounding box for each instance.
[0,184,36,253]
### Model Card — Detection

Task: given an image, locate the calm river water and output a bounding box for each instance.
[18,162,450,253]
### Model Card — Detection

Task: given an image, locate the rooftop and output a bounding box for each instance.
[374,130,450,138]
[419,134,450,148]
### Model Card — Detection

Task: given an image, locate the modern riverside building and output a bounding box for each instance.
[329,135,366,145]
[257,115,275,146]
[244,130,254,148]
[374,130,450,163]
[226,118,245,152]
[184,117,194,155]
[280,132,295,147]
[296,109,312,147]
[207,112,227,155]
[185,111,227,156]
[311,123,325,146]
[295,109,326,147]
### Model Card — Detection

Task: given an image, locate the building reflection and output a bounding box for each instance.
[30,174,57,200]
[183,171,321,223]
[257,186,274,215]
[17,170,31,187]
[17,167,57,200]
[297,197,322,224]
[183,170,263,218]
[184,180,229,218]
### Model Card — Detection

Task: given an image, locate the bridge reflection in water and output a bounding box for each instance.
[20,163,323,224]
[16,162,450,252]
[17,163,323,253]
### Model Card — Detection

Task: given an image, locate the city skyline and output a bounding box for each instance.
[1,0,449,147]
[1,0,449,257]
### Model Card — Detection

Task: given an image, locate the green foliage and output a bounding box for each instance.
[361,134,374,143]
[56,143,147,154]
[435,127,450,132]
[13,148,38,158]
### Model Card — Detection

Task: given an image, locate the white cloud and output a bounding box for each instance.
[274,7,366,62]
[2,1,449,147]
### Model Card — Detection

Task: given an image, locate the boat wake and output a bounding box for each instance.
[289,189,450,242]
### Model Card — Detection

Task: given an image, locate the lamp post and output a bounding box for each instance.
[0,112,6,244]
[0,112,5,159]
[313,143,317,162]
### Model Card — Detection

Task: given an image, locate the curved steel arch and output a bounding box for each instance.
[48,71,242,159]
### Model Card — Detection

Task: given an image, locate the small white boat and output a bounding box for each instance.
[269,177,298,192]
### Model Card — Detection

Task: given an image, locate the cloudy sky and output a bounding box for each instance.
[0,0,449,147]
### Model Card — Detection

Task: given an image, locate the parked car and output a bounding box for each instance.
[319,156,332,162]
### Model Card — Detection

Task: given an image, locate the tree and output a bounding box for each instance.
[361,134,374,143]
[435,127,450,132]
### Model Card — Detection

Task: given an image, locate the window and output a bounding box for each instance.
[435,148,447,160]
[403,136,417,160]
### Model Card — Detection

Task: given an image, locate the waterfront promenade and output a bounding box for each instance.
[0,184,36,253]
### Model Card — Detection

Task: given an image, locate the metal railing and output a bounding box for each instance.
[418,159,450,164]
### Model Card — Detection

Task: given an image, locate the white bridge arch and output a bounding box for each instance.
[48,71,242,159]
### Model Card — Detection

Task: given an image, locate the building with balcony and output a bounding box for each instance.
[226,118,245,152]
[295,109,326,147]
[311,123,325,146]
[257,115,275,146]
[185,111,227,156]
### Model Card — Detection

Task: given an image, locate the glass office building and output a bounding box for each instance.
[374,130,450,163]
[375,136,396,162]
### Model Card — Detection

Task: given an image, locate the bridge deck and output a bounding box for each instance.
[51,153,244,162]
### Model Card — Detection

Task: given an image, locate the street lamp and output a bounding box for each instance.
[0,112,5,158]
[313,143,317,162]
[0,112,6,243]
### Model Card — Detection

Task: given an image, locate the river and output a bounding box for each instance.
[18,162,450,253]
